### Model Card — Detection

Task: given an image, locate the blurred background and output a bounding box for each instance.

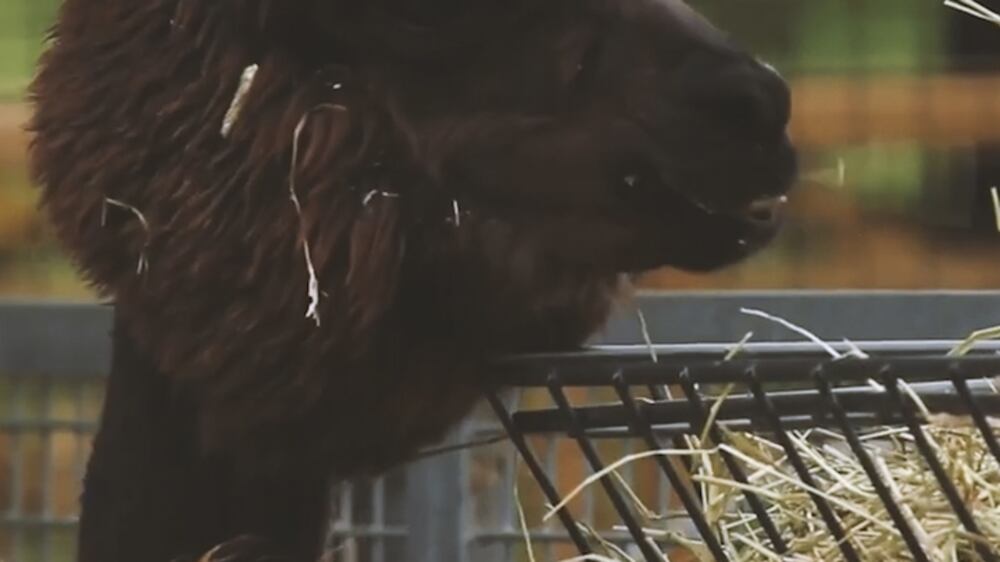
[2,1,1000,561]
[1,1,1000,297]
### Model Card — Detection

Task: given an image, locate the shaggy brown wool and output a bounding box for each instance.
[31,0,621,475]
[30,0,795,560]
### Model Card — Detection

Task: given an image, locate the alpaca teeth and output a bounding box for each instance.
[748,195,788,213]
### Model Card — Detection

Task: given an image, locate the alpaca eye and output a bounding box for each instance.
[572,37,605,89]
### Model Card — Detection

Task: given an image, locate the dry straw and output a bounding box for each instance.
[944,0,1000,25]
[101,197,151,275]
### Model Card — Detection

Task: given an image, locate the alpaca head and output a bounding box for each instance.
[32,0,795,332]
[286,0,797,277]
[30,0,797,468]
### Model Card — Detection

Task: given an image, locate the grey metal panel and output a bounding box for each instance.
[4,291,1000,373]
[597,290,1000,345]
[0,299,113,376]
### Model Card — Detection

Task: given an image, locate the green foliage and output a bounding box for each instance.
[838,143,928,209]
[0,0,59,101]
[793,0,944,73]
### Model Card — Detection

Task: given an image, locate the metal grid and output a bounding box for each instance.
[0,301,422,562]
[489,340,1000,561]
[464,403,677,562]
[0,377,418,562]
[325,474,409,562]
[0,380,421,562]
[0,375,101,562]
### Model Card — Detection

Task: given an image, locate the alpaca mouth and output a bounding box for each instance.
[733,195,788,227]
[666,185,790,233]
[626,166,791,234]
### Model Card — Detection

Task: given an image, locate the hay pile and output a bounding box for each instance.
[530,388,1000,561]
[661,417,1000,561]
[535,403,1000,561]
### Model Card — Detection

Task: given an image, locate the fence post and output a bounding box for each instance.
[405,432,467,562]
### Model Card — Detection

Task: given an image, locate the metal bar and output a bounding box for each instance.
[486,391,593,556]
[338,482,356,562]
[405,447,464,562]
[326,527,408,538]
[8,375,25,556]
[510,414,943,439]
[323,481,343,556]
[541,431,557,562]
[0,515,79,528]
[948,367,1000,468]
[496,356,1000,387]
[0,420,98,432]
[812,367,931,562]
[372,477,385,562]
[473,529,647,542]
[746,369,860,562]
[612,374,729,562]
[74,382,89,506]
[499,340,1000,366]
[546,377,665,562]
[4,300,1000,369]
[880,367,998,562]
[679,370,788,554]
[509,381,1000,434]
[620,434,635,519]
[0,301,112,377]
[582,391,596,528]
[40,375,54,562]
[647,384,695,475]
[505,442,518,536]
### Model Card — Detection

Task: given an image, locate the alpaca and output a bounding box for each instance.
[28,0,796,560]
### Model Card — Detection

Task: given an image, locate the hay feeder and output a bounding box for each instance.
[489,340,1000,561]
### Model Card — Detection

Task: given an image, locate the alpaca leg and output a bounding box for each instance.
[77,308,330,562]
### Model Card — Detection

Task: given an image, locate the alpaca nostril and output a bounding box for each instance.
[715,85,774,134]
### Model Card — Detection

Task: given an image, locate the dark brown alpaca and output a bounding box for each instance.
[28,0,796,560]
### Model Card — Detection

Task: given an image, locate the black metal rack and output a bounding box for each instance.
[489,340,1000,562]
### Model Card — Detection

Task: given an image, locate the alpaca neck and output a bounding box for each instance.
[77,307,330,562]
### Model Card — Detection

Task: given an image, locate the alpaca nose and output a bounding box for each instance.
[682,56,792,144]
